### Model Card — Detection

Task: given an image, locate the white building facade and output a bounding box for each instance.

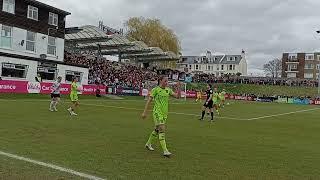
[178,50,248,77]
[0,0,88,84]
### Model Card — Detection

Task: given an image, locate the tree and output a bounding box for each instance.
[263,58,282,78]
[236,72,242,77]
[124,17,181,68]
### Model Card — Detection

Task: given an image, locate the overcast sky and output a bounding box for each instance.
[40,0,320,75]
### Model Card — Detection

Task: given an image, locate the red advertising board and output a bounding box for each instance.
[82,85,106,95]
[0,80,29,93]
[0,80,107,95]
[186,90,197,98]
[315,100,320,105]
[40,82,71,95]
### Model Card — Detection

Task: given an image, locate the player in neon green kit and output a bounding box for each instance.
[142,76,181,157]
[212,87,220,116]
[219,89,226,108]
[67,77,80,116]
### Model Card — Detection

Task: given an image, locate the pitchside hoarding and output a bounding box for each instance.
[0,80,106,95]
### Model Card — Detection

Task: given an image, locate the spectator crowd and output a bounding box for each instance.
[64,51,319,88]
[192,74,319,87]
[64,51,157,88]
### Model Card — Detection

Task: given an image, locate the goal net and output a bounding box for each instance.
[142,81,187,101]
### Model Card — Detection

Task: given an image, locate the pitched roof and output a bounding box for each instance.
[181,55,242,64]
[25,0,71,15]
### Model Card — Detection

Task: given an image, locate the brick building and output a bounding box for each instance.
[282,52,320,79]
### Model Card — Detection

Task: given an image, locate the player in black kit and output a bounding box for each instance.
[199,84,214,121]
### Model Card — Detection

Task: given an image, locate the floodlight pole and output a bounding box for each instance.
[316,31,320,96]
[318,69,320,95]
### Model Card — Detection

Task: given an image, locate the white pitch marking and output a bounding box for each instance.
[0,151,105,180]
[246,107,320,121]
[81,103,247,120]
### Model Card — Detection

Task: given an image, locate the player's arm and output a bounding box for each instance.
[171,91,181,99]
[171,82,181,99]
[142,96,153,119]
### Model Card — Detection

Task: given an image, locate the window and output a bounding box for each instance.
[228,57,233,61]
[305,54,314,60]
[49,12,58,26]
[287,73,296,78]
[304,73,313,79]
[1,25,12,48]
[1,63,28,78]
[229,65,233,70]
[221,65,224,70]
[233,65,236,70]
[234,57,238,61]
[65,70,83,83]
[189,65,191,69]
[208,66,211,70]
[288,64,297,71]
[217,66,219,71]
[28,5,38,20]
[2,0,15,14]
[214,57,218,61]
[26,31,36,52]
[304,64,314,69]
[195,65,198,70]
[47,36,56,55]
[316,64,320,70]
[288,55,297,61]
[37,62,57,81]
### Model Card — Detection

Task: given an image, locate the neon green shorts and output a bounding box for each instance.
[70,93,78,102]
[153,113,167,126]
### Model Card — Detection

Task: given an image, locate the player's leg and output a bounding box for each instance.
[214,103,220,115]
[53,96,60,111]
[208,102,214,121]
[49,94,55,111]
[69,101,78,115]
[157,123,171,157]
[68,94,79,115]
[199,105,207,120]
[146,114,159,151]
[145,128,158,151]
[221,99,225,108]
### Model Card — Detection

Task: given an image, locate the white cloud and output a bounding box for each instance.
[40,0,320,72]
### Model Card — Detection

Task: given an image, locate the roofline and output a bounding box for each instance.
[0,51,88,68]
[25,0,71,15]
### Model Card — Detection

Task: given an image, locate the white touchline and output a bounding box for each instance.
[81,103,247,120]
[246,107,320,121]
[0,151,105,180]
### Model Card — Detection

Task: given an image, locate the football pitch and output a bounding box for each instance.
[0,95,319,180]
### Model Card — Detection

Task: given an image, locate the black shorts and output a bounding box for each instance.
[203,100,213,109]
[51,94,61,98]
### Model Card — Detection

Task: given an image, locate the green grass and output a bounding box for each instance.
[0,96,320,180]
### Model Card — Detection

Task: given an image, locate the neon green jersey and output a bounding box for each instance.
[71,82,78,94]
[151,86,174,119]
[219,91,226,99]
[212,92,219,102]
